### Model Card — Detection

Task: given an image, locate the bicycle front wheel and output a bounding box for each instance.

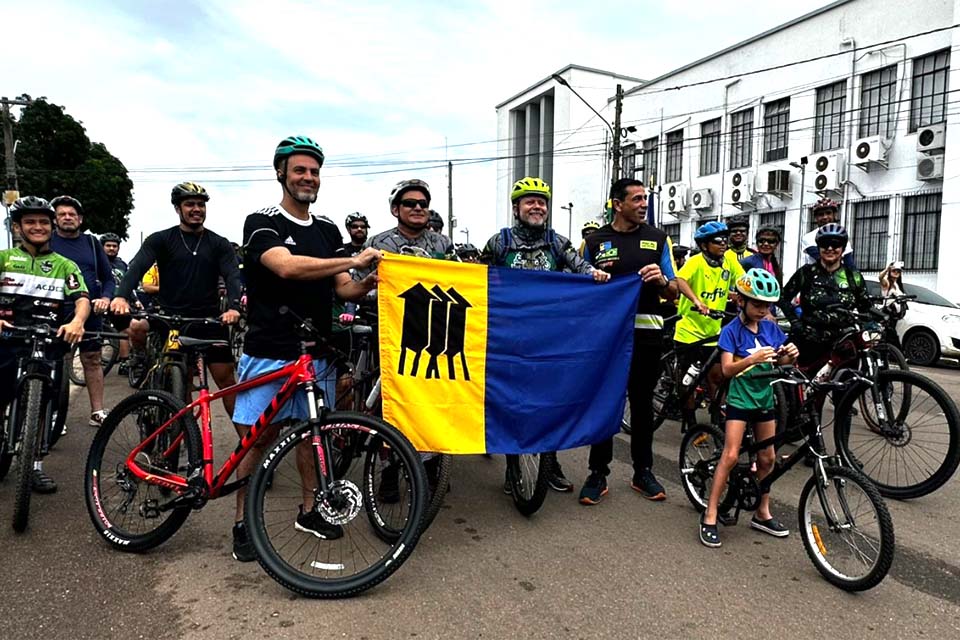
[835,369,960,499]
[798,465,894,591]
[678,423,725,512]
[47,358,71,449]
[67,347,85,386]
[13,379,45,532]
[85,390,201,552]
[246,414,427,598]
[505,453,550,516]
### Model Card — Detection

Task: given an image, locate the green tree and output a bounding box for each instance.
[1,96,133,238]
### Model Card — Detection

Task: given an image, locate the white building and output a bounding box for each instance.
[494,64,643,240]
[494,0,960,300]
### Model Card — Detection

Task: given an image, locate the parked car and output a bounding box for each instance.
[865,278,960,366]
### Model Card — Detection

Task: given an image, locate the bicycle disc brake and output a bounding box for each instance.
[318,480,363,525]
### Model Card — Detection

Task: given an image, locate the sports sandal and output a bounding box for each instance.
[699,514,721,548]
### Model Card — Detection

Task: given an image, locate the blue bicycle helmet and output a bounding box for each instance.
[815,223,848,245]
[694,221,728,242]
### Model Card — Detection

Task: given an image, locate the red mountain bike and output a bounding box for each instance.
[85,308,428,598]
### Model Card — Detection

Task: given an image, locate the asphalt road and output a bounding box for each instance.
[1,365,959,639]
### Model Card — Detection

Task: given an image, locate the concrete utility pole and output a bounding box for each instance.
[611,84,623,184]
[447,160,454,242]
[2,97,32,192]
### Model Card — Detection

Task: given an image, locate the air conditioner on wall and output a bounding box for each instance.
[917,122,946,154]
[764,169,791,195]
[664,182,688,214]
[852,135,889,168]
[727,170,754,205]
[917,154,944,181]
[811,151,845,192]
[691,188,713,210]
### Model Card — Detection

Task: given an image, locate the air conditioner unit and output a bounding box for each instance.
[917,122,946,154]
[664,182,688,214]
[811,151,845,192]
[727,170,754,204]
[917,154,944,181]
[853,135,889,167]
[690,188,713,210]
[764,169,791,194]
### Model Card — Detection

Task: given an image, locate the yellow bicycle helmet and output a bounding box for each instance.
[511,177,551,202]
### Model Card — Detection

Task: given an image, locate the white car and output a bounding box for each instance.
[865,279,960,366]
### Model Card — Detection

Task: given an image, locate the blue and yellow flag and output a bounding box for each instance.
[378,254,641,454]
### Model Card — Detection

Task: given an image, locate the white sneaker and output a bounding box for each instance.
[89,409,109,428]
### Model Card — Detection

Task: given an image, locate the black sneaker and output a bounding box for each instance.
[578,472,608,505]
[631,469,666,501]
[546,461,574,492]
[232,522,256,562]
[31,469,57,494]
[117,358,129,376]
[295,506,344,540]
[750,516,790,538]
[503,473,514,495]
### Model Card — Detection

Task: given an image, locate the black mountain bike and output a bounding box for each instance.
[679,365,895,592]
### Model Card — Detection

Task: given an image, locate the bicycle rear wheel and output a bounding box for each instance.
[421,453,451,528]
[678,423,725,512]
[245,414,427,598]
[505,453,550,516]
[12,379,45,532]
[798,465,894,591]
[835,369,960,499]
[85,390,201,552]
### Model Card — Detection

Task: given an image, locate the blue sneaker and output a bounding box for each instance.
[631,469,666,501]
[578,472,608,505]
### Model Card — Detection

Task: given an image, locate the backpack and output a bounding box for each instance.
[495,227,561,268]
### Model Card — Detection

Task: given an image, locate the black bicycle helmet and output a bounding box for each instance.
[726,213,750,231]
[10,196,55,222]
[50,195,83,214]
[100,232,122,244]
[428,210,444,231]
[345,212,368,228]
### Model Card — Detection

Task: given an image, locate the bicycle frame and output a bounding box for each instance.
[124,351,326,500]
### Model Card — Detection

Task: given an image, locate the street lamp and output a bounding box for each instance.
[459,228,470,245]
[552,74,621,183]
[789,156,809,269]
[560,202,574,238]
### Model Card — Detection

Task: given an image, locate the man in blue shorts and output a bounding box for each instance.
[231,136,380,561]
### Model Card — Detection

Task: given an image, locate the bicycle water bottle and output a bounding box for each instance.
[681,362,701,387]
[813,361,833,383]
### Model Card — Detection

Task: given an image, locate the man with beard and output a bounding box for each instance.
[0,197,90,491]
[50,195,115,428]
[111,182,243,415]
[343,212,369,257]
[228,135,379,561]
[481,177,610,494]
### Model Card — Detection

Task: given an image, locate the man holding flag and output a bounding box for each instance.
[579,178,678,505]
[481,176,610,493]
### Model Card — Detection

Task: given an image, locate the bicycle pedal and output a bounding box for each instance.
[140,499,161,519]
[717,511,738,526]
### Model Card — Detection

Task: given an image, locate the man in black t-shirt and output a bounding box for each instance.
[343,212,369,257]
[230,136,379,562]
[578,178,678,506]
[112,182,243,414]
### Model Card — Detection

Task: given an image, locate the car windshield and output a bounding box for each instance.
[910,283,959,308]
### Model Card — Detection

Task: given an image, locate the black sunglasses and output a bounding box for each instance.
[708,236,729,245]
[400,198,429,209]
[757,237,779,245]
[818,240,845,250]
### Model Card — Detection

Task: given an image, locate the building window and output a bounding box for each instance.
[699,119,721,176]
[859,65,897,138]
[851,199,890,271]
[665,130,683,183]
[910,49,951,132]
[815,81,846,152]
[729,108,753,169]
[763,98,790,162]
[663,222,681,248]
[622,143,637,179]
[758,210,785,265]
[902,192,941,270]
[642,137,659,187]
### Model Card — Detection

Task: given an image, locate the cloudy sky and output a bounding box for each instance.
[7,0,832,258]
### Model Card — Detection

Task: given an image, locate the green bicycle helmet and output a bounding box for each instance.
[273,135,325,170]
[736,268,780,303]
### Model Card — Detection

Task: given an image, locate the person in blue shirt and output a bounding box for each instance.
[699,269,798,548]
[50,195,115,428]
